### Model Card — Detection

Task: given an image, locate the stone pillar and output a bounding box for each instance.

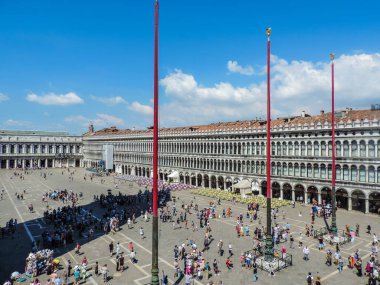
[224,181,227,191]
[318,192,322,205]
[202,176,205,188]
[195,176,198,187]
[38,159,41,168]
[348,196,352,211]
[292,190,295,201]
[304,191,308,205]
[365,198,369,214]
[280,188,283,199]
[22,159,26,169]
[6,159,9,169]
[208,174,212,188]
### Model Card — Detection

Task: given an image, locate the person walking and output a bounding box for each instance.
[116,242,120,256]
[306,272,313,285]
[228,243,233,257]
[303,246,310,261]
[101,264,108,283]
[109,241,114,257]
[140,227,145,239]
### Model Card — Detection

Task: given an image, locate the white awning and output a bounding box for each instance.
[168,171,179,178]
[232,179,251,189]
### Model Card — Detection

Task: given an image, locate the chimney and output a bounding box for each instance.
[301,110,305,117]
[320,110,325,115]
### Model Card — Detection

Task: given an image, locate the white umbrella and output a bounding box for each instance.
[10,272,20,279]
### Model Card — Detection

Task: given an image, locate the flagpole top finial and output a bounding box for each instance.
[330,53,335,61]
[266,28,271,37]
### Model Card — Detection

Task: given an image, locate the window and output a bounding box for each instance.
[282,143,287,156]
[368,141,375,157]
[289,143,293,155]
[359,166,366,182]
[301,142,306,156]
[307,164,312,177]
[336,165,341,180]
[360,141,366,157]
[314,164,319,178]
[321,142,326,156]
[272,143,276,156]
[277,163,281,175]
[295,143,300,156]
[314,142,320,156]
[328,142,332,156]
[321,164,326,178]
[289,163,294,176]
[295,163,300,176]
[336,142,341,156]
[277,143,281,156]
[351,141,358,157]
[283,163,287,175]
[261,143,265,155]
[301,163,306,177]
[377,167,380,183]
[343,165,349,180]
[261,162,265,174]
[307,143,312,156]
[351,166,357,181]
[368,166,375,183]
[343,141,349,157]
[328,165,332,179]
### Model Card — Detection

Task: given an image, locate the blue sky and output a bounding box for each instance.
[0,0,379,134]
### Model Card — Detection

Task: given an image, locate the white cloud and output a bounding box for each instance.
[0,93,9,102]
[227,60,254,75]
[128,102,153,115]
[91,96,127,106]
[4,119,31,127]
[159,53,380,126]
[26,92,84,106]
[64,113,124,128]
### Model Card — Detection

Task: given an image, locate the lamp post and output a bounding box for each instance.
[264,27,274,261]
[151,0,159,284]
[330,53,337,236]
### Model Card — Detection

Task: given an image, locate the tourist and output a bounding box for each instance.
[303,245,310,261]
[306,272,313,285]
[140,227,145,239]
[109,241,114,256]
[101,264,109,283]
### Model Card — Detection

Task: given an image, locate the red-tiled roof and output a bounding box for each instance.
[84,108,380,137]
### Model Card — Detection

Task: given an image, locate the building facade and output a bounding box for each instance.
[82,108,380,213]
[0,130,83,169]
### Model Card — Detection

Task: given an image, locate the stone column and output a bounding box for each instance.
[318,191,322,205]
[6,159,9,169]
[365,198,369,214]
[304,191,308,205]
[292,189,295,201]
[38,159,41,168]
[224,180,227,191]
[347,196,352,211]
[280,188,283,199]
[208,174,212,188]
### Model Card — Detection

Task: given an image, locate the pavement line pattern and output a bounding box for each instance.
[0,179,35,242]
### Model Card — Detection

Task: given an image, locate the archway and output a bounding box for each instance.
[146,168,150,178]
[218,176,224,190]
[307,186,318,204]
[336,188,348,209]
[369,192,380,214]
[225,177,232,190]
[283,183,292,200]
[159,172,163,181]
[210,175,217,188]
[261,181,267,197]
[185,173,190,185]
[321,187,332,205]
[294,184,305,202]
[272,182,281,198]
[197,174,203,187]
[191,174,196,186]
[351,190,365,212]
[179,173,184,184]
[204,175,210,188]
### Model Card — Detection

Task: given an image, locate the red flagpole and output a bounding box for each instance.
[331,53,337,235]
[151,0,159,283]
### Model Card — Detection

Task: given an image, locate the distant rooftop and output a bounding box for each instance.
[85,107,380,137]
[0,130,77,136]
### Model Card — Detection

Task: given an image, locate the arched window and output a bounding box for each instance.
[295,142,300,156]
[271,142,276,156]
[314,164,319,178]
[328,164,332,179]
[261,143,265,156]
[368,141,375,157]
[377,167,380,183]
[368,166,375,183]
[261,162,265,174]
[336,165,341,180]
[289,163,294,176]
[301,163,306,177]
[282,143,287,156]
[321,142,327,156]
[301,142,306,156]
[351,166,357,181]
[321,164,326,178]
[283,163,287,176]
[336,142,341,157]
[359,141,366,157]
[295,163,300,176]
[307,143,312,156]
[351,141,358,157]
[277,163,282,175]
[307,163,312,177]
[271,163,276,175]
[314,142,320,156]
[343,141,349,157]
[277,143,281,156]
[328,141,332,156]
[359,165,366,182]
[288,143,293,155]
[343,165,349,180]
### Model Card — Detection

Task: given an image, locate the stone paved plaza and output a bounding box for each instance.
[0,168,379,285]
